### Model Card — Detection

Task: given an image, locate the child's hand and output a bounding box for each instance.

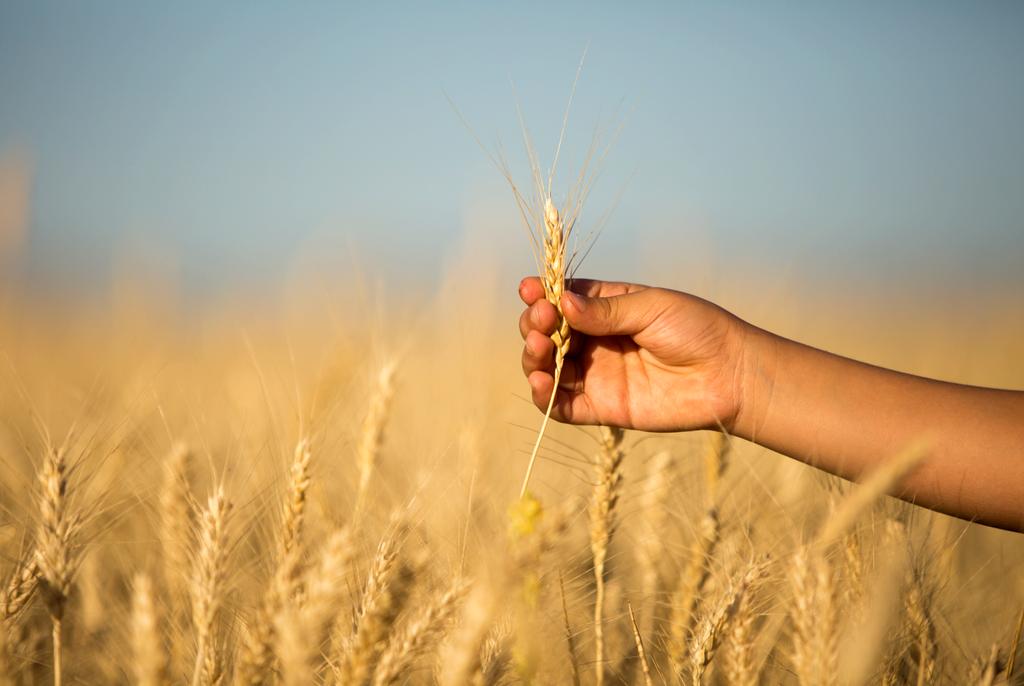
[518,277,751,433]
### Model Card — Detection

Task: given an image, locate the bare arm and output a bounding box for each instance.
[734,325,1024,531]
[518,276,1024,532]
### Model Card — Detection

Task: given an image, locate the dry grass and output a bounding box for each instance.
[0,284,1020,685]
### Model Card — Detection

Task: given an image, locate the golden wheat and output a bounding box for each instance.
[131,572,167,686]
[0,287,1019,685]
[190,487,232,686]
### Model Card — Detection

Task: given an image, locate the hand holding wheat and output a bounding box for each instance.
[518,277,750,433]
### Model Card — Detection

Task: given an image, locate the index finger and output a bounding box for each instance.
[566,278,649,298]
[518,276,546,305]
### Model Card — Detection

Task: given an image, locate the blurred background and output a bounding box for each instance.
[1,1,1022,310]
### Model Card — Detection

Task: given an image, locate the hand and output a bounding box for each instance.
[518,277,752,433]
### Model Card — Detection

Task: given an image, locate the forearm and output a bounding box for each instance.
[733,324,1024,531]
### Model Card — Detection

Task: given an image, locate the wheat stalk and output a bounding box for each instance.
[558,571,581,686]
[1006,608,1023,679]
[590,425,624,686]
[905,571,938,686]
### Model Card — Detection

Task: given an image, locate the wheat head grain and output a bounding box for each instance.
[235,541,303,685]
[275,527,353,686]
[336,522,413,686]
[520,198,572,500]
[354,362,397,521]
[190,486,232,686]
[280,438,312,558]
[689,558,767,686]
[637,450,673,633]
[237,438,314,685]
[1,558,38,623]
[34,445,82,686]
[372,577,469,686]
[789,545,839,686]
[159,442,194,609]
[132,572,168,686]
[668,435,729,674]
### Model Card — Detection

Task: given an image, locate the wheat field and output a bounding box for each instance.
[0,271,1021,686]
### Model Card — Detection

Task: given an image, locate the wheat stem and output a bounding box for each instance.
[590,426,624,686]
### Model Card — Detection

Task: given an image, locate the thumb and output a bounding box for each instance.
[561,288,662,337]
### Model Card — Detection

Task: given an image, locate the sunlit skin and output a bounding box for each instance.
[519,276,1024,532]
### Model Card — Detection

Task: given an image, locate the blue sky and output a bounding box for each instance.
[1,1,1022,297]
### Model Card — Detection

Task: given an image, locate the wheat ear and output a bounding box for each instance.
[132,573,167,686]
[372,578,469,686]
[160,443,194,590]
[190,487,232,686]
[35,446,81,686]
[280,438,312,558]
[158,442,194,678]
[668,434,729,674]
[337,523,414,686]
[789,545,839,686]
[1,558,39,623]
[590,426,624,686]
[236,438,313,685]
[354,362,396,521]
[690,559,768,686]
[637,451,672,635]
[1,554,39,682]
[276,527,353,686]
[520,198,570,499]
[236,546,302,686]
[723,588,758,686]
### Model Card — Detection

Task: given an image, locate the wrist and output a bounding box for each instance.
[728,320,781,444]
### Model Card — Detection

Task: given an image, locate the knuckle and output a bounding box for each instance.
[601,296,619,324]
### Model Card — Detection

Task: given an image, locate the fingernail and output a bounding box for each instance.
[564,291,585,311]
